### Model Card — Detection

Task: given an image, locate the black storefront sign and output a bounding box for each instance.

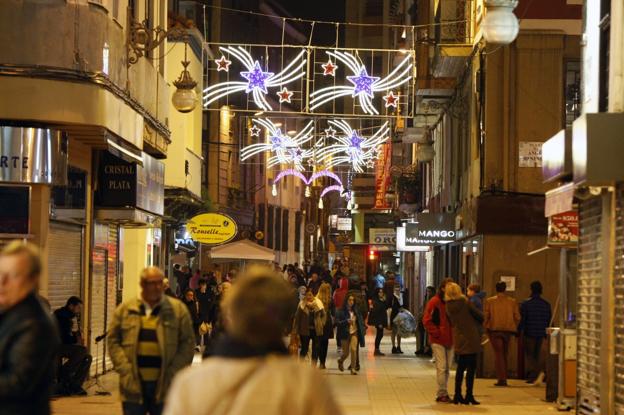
[405,213,455,246]
[52,166,87,209]
[95,151,164,215]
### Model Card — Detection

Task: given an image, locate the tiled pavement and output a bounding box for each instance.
[52,331,557,414]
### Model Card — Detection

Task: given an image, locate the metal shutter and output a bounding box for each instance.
[47,221,83,311]
[105,225,119,370]
[577,197,603,414]
[615,186,624,414]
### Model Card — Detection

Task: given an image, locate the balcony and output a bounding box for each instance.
[431,0,477,78]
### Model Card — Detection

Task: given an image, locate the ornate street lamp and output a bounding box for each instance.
[171,43,198,113]
[482,0,519,45]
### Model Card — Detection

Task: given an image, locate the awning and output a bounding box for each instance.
[545,183,575,217]
[208,239,275,262]
[95,208,161,228]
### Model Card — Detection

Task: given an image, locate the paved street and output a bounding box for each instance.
[52,332,555,415]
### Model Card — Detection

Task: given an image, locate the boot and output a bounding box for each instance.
[391,346,399,354]
[397,347,404,354]
[337,359,344,372]
[452,395,466,405]
[374,349,385,356]
[464,395,480,405]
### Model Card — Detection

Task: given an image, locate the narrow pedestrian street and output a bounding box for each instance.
[52,331,553,415]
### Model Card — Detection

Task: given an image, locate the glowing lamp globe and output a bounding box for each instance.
[482,0,519,45]
[172,88,197,113]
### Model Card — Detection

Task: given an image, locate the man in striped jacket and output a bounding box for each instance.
[108,267,195,415]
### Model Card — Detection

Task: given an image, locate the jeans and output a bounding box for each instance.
[455,353,477,398]
[122,382,162,415]
[524,336,545,381]
[374,325,384,350]
[489,331,512,382]
[431,343,454,398]
[58,344,92,393]
[339,334,359,369]
[318,338,329,365]
[300,335,319,363]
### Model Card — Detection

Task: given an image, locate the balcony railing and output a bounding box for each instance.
[434,0,475,45]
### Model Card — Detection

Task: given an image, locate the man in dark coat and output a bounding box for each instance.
[0,241,60,415]
[519,281,552,383]
[53,296,92,396]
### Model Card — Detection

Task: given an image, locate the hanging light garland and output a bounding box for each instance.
[271,168,345,202]
[310,51,412,115]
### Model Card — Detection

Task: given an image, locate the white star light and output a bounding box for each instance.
[241,119,315,171]
[310,50,413,115]
[203,46,307,111]
[317,119,390,173]
[249,125,261,136]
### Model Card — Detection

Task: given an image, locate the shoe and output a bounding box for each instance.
[397,348,404,354]
[374,349,385,356]
[452,395,466,405]
[194,346,201,352]
[494,380,508,387]
[435,395,451,403]
[319,363,326,370]
[415,350,424,355]
[350,368,357,375]
[532,372,545,386]
[338,359,344,372]
[465,395,480,405]
[355,364,360,371]
[391,347,400,354]
[71,387,88,396]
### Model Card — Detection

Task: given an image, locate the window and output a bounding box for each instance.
[282,209,289,252]
[275,207,282,251]
[565,61,581,125]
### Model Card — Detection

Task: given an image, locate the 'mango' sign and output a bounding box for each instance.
[405,213,455,246]
[187,213,238,245]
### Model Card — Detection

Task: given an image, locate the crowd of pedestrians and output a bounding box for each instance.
[0,239,554,415]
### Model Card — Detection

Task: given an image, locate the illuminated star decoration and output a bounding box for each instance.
[310,51,412,115]
[321,59,338,76]
[277,87,294,103]
[317,119,390,173]
[383,91,399,108]
[215,55,232,72]
[241,118,315,171]
[203,46,306,111]
[249,125,261,137]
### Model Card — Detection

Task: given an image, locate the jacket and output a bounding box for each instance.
[422,294,453,347]
[335,305,365,347]
[445,298,483,355]
[332,278,349,309]
[484,293,521,333]
[0,293,60,415]
[292,298,326,337]
[367,296,388,327]
[107,296,195,404]
[469,291,486,313]
[53,305,79,345]
[347,288,368,321]
[519,295,552,338]
[164,337,342,415]
[195,289,214,324]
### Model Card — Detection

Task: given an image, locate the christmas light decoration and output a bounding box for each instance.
[241,118,314,171]
[272,169,346,200]
[277,87,294,103]
[215,55,232,72]
[310,51,412,115]
[320,184,345,198]
[249,125,261,137]
[321,59,338,76]
[317,120,390,173]
[203,46,306,111]
[383,91,399,108]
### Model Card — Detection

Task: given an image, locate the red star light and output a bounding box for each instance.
[277,87,294,103]
[215,55,232,72]
[383,91,399,108]
[322,59,338,76]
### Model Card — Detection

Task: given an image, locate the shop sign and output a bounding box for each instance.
[548,211,579,247]
[187,212,238,245]
[337,217,352,231]
[95,151,164,216]
[0,126,68,185]
[52,166,87,209]
[404,213,455,246]
[519,141,543,168]
[396,226,429,252]
[373,142,391,209]
[369,228,396,245]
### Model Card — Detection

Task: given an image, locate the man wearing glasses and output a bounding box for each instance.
[108,266,195,415]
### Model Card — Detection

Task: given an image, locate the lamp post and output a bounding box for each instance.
[172,42,198,113]
[482,0,519,45]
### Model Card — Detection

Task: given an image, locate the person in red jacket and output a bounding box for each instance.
[423,278,454,403]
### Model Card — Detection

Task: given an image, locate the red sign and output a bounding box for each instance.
[548,210,578,247]
[374,143,391,209]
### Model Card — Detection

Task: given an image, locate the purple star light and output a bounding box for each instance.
[270,130,285,150]
[241,61,274,94]
[347,131,364,160]
[346,68,380,99]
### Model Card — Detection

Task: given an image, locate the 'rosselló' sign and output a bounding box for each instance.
[404,213,455,246]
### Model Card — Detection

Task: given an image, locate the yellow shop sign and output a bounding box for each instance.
[187,213,237,245]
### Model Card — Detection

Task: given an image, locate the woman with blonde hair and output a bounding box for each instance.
[445,282,483,405]
[316,281,334,369]
[164,267,342,415]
